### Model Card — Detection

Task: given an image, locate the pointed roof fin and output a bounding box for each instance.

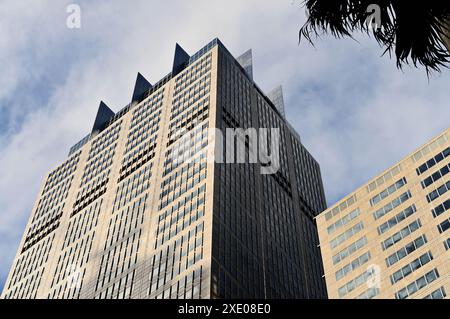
[132,72,152,104]
[237,49,253,80]
[172,43,190,76]
[267,86,286,118]
[92,101,115,135]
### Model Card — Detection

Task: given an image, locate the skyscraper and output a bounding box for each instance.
[1,39,327,299]
[316,128,450,299]
[444,23,450,52]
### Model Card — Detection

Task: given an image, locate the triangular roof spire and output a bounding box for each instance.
[92,101,115,135]
[237,49,253,80]
[132,72,152,103]
[267,86,286,118]
[172,43,190,76]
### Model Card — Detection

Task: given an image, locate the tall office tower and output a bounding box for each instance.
[316,128,450,299]
[1,39,327,299]
[444,21,450,52]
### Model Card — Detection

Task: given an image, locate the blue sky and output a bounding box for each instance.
[0,0,449,293]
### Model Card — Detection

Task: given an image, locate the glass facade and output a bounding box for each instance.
[1,39,327,299]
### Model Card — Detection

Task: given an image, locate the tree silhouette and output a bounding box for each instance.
[299,1,450,74]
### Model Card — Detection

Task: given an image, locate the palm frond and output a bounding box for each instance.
[299,1,450,73]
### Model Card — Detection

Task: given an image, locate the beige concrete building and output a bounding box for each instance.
[317,128,450,299]
[1,39,328,299]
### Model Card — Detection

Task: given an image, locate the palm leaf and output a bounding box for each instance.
[299,1,450,73]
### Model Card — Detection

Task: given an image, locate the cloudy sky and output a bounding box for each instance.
[0,0,449,292]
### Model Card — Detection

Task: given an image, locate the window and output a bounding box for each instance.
[395,269,440,299]
[367,165,402,193]
[390,252,433,284]
[332,237,368,265]
[335,252,371,281]
[377,205,416,235]
[423,287,446,299]
[421,164,450,188]
[386,235,427,267]
[325,195,357,221]
[438,218,450,234]
[373,191,412,220]
[416,146,450,175]
[445,238,450,250]
[338,270,373,297]
[327,208,360,235]
[426,180,450,202]
[382,220,422,250]
[370,178,407,206]
[357,288,379,299]
[432,199,450,218]
[330,222,364,249]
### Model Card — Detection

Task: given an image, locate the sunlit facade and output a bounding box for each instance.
[317,128,450,299]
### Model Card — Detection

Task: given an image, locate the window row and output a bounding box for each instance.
[324,196,357,221]
[338,269,373,298]
[42,153,80,195]
[33,178,73,224]
[395,269,440,299]
[421,163,450,189]
[416,146,450,175]
[366,165,401,193]
[335,251,371,281]
[8,234,55,290]
[432,199,450,218]
[128,109,162,139]
[159,174,207,211]
[87,124,121,161]
[377,205,417,235]
[327,208,360,235]
[382,219,422,251]
[390,251,433,284]
[438,217,450,234]
[168,103,210,144]
[113,164,152,212]
[170,96,209,122]
[125,114,160,155]
[163,146,207,179]
[332,236,368,265]
[63,199,102,250]
[160,161,207,197]
[156,192,206,249]
[94,269,135,299]
[423,287,447,299]
[171,78,211,115]
[175,53,211,86]
[370,177,407,207]
[81,145,116,186]
[131,89,164,127]
[330,222,364,249]
[373,191,412,220]
[426,180,450,203]
[149,223,205,297]
[174,72,211,98]
[386,235,427,267]
[357,287,379,299]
